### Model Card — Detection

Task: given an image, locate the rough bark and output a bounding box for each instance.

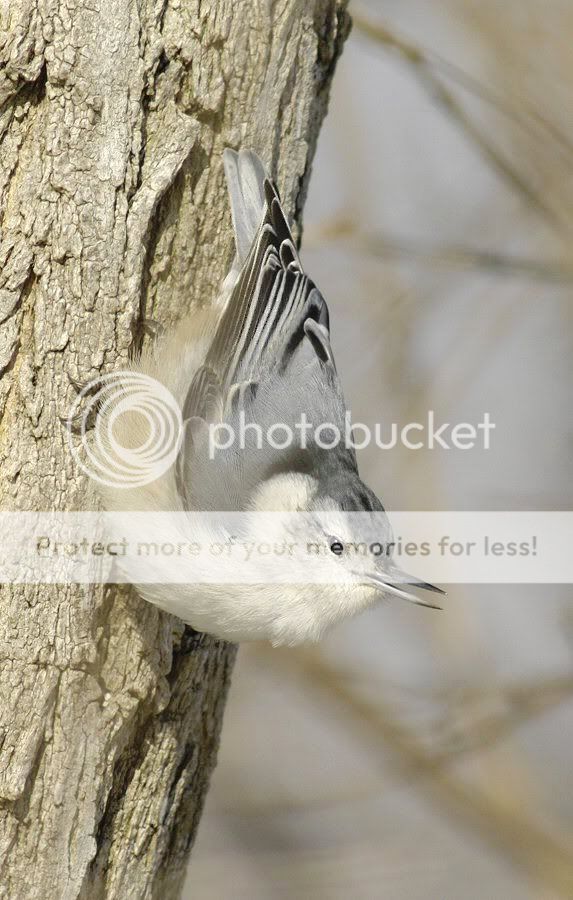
[0,2,349,897]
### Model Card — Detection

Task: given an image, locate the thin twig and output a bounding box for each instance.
[305,218,573,283]
[259,644,573,899]
[434,674,573,760]
[365,234,573,284]
[351,4,566,232]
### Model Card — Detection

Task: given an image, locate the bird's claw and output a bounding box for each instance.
[136,317,164,341]
[60,404,98,434]
[67,374,99,396]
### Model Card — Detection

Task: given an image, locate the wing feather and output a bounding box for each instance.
[206,177,330,390]
[176,150,348,511]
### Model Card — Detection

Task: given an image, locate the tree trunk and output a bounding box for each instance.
[0,2,349,897]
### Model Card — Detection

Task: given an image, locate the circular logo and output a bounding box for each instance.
[67,371,183,489]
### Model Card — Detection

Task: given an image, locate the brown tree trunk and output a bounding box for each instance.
[0,2,349,897]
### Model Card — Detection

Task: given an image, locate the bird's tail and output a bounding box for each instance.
[223,148,267,267]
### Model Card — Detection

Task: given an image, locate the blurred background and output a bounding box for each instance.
[184,1,573,896]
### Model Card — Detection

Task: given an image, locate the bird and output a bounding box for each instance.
[95,148,444,646]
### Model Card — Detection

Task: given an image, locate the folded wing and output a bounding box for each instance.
[177,150,350,510]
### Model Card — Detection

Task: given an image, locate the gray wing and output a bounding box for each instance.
[177,159,353,511]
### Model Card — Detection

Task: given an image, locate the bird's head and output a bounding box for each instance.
[246,472,443,645]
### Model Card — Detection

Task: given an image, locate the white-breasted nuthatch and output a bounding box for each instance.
[95,149,443,645]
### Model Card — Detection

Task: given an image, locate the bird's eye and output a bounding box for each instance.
[329,538,344,556]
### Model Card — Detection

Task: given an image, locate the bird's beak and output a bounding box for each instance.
[365,566,445,610]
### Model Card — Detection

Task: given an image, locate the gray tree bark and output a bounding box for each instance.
[0,2,349,897]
